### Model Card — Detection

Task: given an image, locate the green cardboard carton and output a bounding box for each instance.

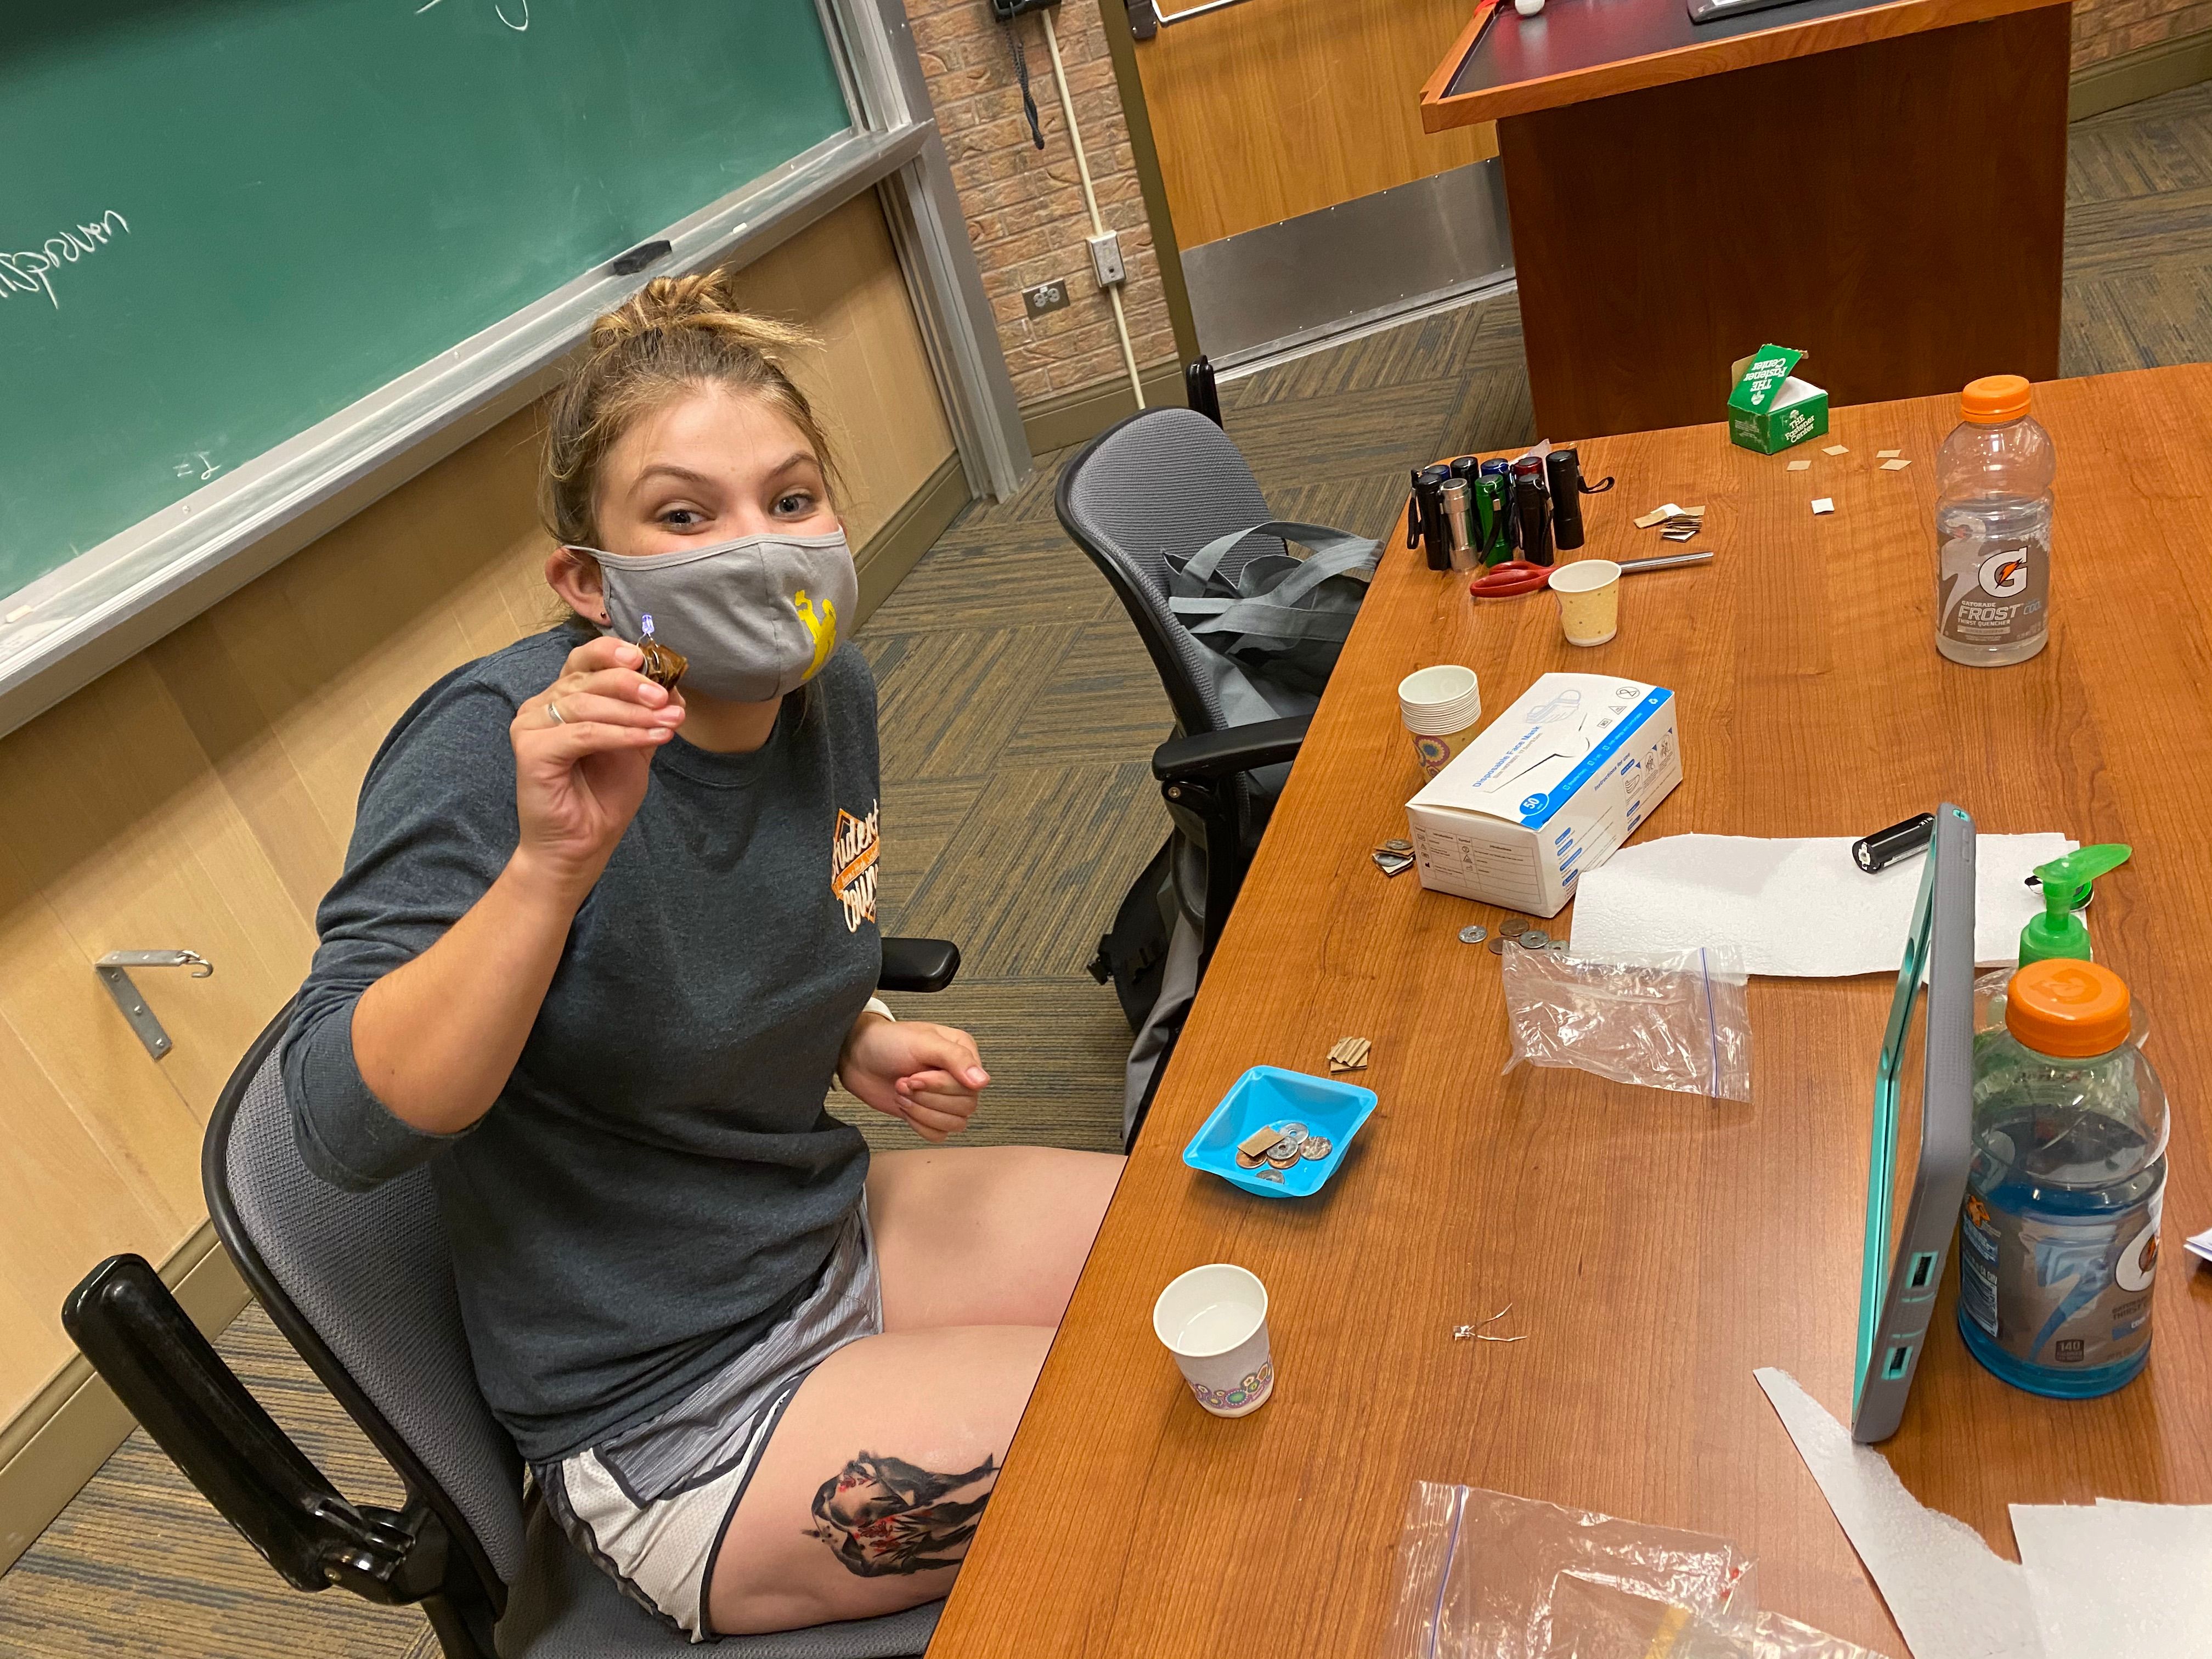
[1727,345,1829,454]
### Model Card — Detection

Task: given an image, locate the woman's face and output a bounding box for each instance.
[591,382,838,558]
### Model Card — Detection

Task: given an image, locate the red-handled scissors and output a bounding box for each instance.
[1469,560,1551,598]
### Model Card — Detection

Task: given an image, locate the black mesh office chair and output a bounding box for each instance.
[1056,408,1312,1141]
[62,938,962,1659]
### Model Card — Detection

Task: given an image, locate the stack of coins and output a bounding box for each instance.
[1233,1120,1334,1176]
[1373,838,1414,877]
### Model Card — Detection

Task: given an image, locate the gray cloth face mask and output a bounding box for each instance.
[575,529,857,703]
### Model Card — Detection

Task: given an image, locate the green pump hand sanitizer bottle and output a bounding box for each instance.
[2018,843,2131,965]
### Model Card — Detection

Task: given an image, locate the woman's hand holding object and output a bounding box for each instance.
[838,1017,990,1142]
[509,635,685,898]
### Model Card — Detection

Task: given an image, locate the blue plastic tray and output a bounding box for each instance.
[1183,1065,1377,1199]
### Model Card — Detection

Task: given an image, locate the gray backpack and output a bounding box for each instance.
[1164,518,1379,737]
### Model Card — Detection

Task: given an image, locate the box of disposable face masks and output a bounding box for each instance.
[1405,673,1682,917]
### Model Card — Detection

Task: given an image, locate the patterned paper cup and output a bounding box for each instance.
[1398,664,1483,780]
[1153,1263,1274,1418]
[1550,558,1622,647]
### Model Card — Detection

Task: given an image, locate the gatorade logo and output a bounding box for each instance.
[1978,549,2030,597]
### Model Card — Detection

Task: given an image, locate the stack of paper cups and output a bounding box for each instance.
[1398,665,1483,780]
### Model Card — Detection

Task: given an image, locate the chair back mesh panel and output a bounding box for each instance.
[1056,407,1281,738]
[221,1048,529,1584]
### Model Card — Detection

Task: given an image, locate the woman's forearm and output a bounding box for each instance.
[349,849,589,1135]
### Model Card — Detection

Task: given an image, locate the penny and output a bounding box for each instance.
[1459,923,1488,945]
[1256,1166,1285,1183]
[1519,929,1549,950]
[1500,917,1534,939]
[1300,1136,1333,1161]
[1487,934,1509,955]
[1235,1149,1262,1169]
[1266,1147,1299,1169]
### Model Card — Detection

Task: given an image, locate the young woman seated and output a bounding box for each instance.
[285,273,1122,1641]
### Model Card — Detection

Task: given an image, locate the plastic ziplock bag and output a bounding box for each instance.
[1502,944,1753,1103]
[1380,1482,1892,1659]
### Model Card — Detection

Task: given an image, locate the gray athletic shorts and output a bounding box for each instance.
[536,1204,882,1641]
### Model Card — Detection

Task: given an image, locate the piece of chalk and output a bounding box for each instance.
[2,605,29,624]
[1822,444,1849,456]
[1787,459,1812,472]
[1880,458,1912,471]
[1812,498,1836,515]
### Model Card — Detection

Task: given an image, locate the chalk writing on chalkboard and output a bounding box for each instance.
[415,0,532,29]
[1,211,131,310]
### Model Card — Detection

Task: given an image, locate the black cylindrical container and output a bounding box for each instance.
[1547,448,1587,551]
[1511,456,1553,566]
[1448,455,1480,482]
[1410,465,1453,570]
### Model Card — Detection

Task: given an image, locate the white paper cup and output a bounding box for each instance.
[1153,1263,1274,1417]
[1550,558,1622,646]
[1397,664,1483,780]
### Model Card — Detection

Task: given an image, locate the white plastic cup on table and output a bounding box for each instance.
[1397,664,1483,780]
[1153,1263,1275,1417]
[1549,558,1622,646]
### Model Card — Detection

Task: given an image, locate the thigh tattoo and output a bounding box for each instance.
[806,1451,998,1577]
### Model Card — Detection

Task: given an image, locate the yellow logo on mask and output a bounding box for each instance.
[794,588,838,678]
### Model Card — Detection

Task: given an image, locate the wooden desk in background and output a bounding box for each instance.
[1419,0,2072,441]
[927,366,2212,1657]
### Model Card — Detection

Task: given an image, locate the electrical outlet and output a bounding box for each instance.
[1022,279,1070,319]
[1087,230,1126,289]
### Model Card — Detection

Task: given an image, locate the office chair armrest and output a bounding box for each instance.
[63,1254,448,1605]
[1152,714,1311,782]
[880,937,960,994]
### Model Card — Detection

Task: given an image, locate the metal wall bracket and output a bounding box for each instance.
[94,951,213,1062]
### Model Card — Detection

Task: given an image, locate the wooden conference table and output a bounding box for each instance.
[928,365,2212,1657]
[1418,0,2071,442]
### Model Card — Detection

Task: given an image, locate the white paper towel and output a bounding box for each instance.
[1570,834,2076,977]
[2011,1500,2212,1659]
[1754,1368,2046,1659]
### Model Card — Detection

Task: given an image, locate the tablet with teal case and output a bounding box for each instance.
[1853,803,1976,1443]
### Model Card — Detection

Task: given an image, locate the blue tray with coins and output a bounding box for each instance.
[1183,1065,1377,1199]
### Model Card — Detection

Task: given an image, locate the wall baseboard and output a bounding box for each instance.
[2070,27,2212,120]
[1019,360,1186,459]
[855,452,969,622]
[0,1223,251,1574]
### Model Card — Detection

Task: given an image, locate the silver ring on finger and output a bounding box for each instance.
[544,698,567,726]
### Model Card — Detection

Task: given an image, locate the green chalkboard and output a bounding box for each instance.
[0,0,850,595]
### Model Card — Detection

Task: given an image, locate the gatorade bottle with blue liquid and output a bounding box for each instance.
[1957,957,2166,1397]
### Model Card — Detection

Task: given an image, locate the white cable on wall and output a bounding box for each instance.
[1038,8,1147,411]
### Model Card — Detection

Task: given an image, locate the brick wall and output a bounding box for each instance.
[905,0,1179,405]
[2074,0,2212,70]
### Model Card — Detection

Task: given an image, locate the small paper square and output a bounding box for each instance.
[1633,503,1682,529]
[1812,498,1835,515]
[1877,449,1902,459]
[1880,458,1912,471]
[1786,459,1812,472]
[1822,444,1849,456]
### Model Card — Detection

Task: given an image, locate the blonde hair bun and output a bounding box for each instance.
[586,272,815,364]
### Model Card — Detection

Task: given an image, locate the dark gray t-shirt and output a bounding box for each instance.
[284,627,882,1464]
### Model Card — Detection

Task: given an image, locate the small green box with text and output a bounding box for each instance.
[1727,345,1829,454]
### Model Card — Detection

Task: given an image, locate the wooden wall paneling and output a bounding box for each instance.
[1131,0,1500,251]
[0,188,965,1438]
[1500,5,2070,437]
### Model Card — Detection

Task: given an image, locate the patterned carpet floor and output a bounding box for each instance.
[3,75,2208,1658]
